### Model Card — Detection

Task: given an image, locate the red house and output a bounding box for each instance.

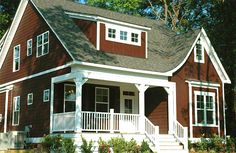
[0,0,231,152]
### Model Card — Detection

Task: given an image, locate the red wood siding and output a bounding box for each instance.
[73,19,97,48]
[8,68,70,137]
[0,2,72,85]
[145,87,168,134]
[170,48,224,137]
[0,92,5,132]
[100,23,146,58]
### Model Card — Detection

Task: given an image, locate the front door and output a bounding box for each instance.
[123,96,134,114]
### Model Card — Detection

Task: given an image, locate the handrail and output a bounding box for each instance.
[173,120,188,151]
[144,117,159,152]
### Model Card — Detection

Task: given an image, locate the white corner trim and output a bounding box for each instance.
[187,82,193,139]
[73,61,172,77]
[222,83,226,137]
[30,0,75,61]
[96,21,100,50]
[0,0,29,69]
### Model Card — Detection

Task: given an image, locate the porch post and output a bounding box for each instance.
[135,84,149,133]
[74,76,87,133]
[4,90,9,133]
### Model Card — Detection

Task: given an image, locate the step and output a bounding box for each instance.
[159,141,180,146]
[160,145,183,150]
[159,134,175,139]
[160,150,188,153]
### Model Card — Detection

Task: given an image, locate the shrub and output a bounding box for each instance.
[80,136,94,153]
[41,134,76,153]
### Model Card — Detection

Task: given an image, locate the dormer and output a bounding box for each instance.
[66,11,151,58]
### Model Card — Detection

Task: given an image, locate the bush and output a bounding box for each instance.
[80,136,94,153]
[41,134,76,153]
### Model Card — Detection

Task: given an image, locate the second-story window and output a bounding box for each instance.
[120,31,127,41]
[37,31,49,57]
[108,28,116,38]
[131,33,139,43]
[13,45,20,72]
[27,39,32,56]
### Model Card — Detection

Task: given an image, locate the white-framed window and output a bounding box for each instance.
[12,96,20,126]
[120,31,127,41]
[194,39,204,63]
[27,39,33,56]
[95,87,109,112]
[64,84,76,112]
[13,45,20,72]
[43,89,50,102]
[194,91,216,126]
[27,93,33,105]
[131,33,139,43]
[108,28,116,38]
[105,23,141,46]
[37,31,49,57]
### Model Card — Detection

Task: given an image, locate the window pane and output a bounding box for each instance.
[125,99,132,114]
[197,110,204,124]
[44,32,49,43]
[65,85,76,101]
[207,111,214,124]
[120,31,127,40]
[13,112,19,125]
[108,28,116,38]
[96,88,108,103]
[131,33,138,42]
[38,46,42,56]
[65,101,75,112]
[43,43,49,54]
[37,35,42,45]
[96,103,108,112]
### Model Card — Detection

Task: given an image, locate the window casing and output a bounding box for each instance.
[194,91,216,126]
[64,84,76,112]
[95,87,109,112]
[194,39,204,63]
[108,28,116,39]
[131,33,139,43]
[12,96,20,126]
[43,89,50,102]
[27,39,32,56]
[27,93,33,105]
[37,31,49,57]
[120,31,127,41]
[13,45,20,72]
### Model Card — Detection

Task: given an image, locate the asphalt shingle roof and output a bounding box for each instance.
[31,0,200,73]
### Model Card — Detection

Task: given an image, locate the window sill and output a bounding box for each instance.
[193,124,218,127]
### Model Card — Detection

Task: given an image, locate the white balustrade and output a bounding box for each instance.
[173,121,188,151]
[144,117,159,151]
[52,112,75,132]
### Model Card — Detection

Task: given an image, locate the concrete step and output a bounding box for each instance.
[159,141,180,146]
[160,145,183,150]
[160,150,188,153]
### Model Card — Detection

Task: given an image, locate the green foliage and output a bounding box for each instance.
[80,136,94,153]
[98,137,151,153]
[41,134,76,153]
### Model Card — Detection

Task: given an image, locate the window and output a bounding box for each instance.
[120,31,127,41]
[27,93,33,105]
[131,33,139,43]
[37,31,49,57]
[27,39,32,56]
[13,45,20,72]
[64,84,76,112]
[194,38,204,63]
[43,89,50,102]
[12,96,20,125]
[195,91,216,126]
[108,28,116,39]
[124,99,133,114]
[95,87,109,112]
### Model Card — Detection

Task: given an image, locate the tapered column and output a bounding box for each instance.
[135,84,149,133]
[74,76,87,132]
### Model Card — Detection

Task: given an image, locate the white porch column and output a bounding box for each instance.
[74,76,87,132]
[135,84,149,133]
[4,90,9,133]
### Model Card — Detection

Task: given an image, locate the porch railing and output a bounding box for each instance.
[52,112,75,132]
[144,117,159,152]
[173,120,188,150]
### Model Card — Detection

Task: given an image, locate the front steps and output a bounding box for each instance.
[159,134,187,153]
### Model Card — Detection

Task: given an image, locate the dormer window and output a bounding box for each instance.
[106,23,141,46]
[108,28,116,38]
[194,38,204,63]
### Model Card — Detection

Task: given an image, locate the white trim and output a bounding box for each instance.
[95,87,109,112]
[4,90,9,133]
[187,82,193,138]
[222,83,226,137]
[13,44,20,72]
[65,12,151,31]
[43,89,50,102]
[194,91,216,126]
[73,61,172,76]
[185,80,220,87]
[105,23,141,46]
[96,21,100,50]
[0,0,29,69]
[27,93,33,105]
[145,31,148,58]
[30,1,75,61]
[167,28,231,84]
[27,38,33,56]
[0,62,72,89]
[36,31,49,57]
[0,29,9,53]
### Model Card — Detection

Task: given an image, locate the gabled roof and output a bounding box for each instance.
[31,0,199,74]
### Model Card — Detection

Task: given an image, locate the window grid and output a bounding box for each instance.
[131,33,139,43]
[12,96,20,126]
[108,28,116,39]
[120,31,127,41]
[27,39,32,56]
[43,89,50,102]
[195,91,215,126]
[13,45,20,72]
[37,31,49,57]
[95,87,109,112]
